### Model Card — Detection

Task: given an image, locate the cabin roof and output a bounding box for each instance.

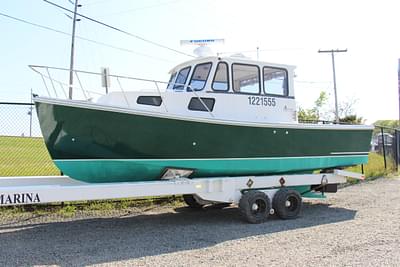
[169,56,296,74]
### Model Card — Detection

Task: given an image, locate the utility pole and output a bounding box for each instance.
[68,0,81,99]
[318,49,347,123]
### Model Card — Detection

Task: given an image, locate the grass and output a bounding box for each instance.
[0,136,184,217]
[346,152,397,181]
[0,197,184,218]
[0,136,60,176]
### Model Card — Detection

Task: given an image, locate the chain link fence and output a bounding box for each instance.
[0,102,60,176]
[372,126,399,172]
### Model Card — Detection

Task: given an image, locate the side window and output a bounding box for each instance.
[188,97,215,112]
[137,96,162,106]
[232,64,260,94]
[173,67,191,90]
[188,62,212,91]
[166,72,177,90]
[263,67,288,96]
[212,62,229,91]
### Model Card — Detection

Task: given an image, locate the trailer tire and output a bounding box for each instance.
[273,188,302,219]
[239,191,271,224]
[183,194,204,209]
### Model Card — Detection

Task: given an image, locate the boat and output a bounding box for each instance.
[32,55,373,183]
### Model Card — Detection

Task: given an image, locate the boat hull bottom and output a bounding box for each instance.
[54,155,368,183]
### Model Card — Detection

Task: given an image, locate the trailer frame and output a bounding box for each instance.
[0,169,363,207]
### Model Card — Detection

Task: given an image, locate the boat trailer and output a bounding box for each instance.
[0,169,364,223]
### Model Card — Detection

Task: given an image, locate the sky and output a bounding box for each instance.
[1,0,400,124]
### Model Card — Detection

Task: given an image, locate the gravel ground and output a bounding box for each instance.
[0,177,399,267]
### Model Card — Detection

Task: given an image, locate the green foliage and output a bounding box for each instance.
[346,152,397,183]
[298,91,363,123]
[58,205,77,217]
[373,120,399,128]
[83,200,115,211]
[0,197,185,217]
[298,91,328,122]
[339,115,364,124]
[315,91,328,108]
[298,107,319,121]
[372,120,399,135]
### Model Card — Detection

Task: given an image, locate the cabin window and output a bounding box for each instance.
[188,97,215,112]
[263,67,288,96]
[167,72,177,90]
[188,62,212,91]
[137,96,162,106]
[232,64,260,94]
[173,66,191,90]
[212,62,229,91]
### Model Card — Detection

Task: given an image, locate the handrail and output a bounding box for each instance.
[116,77,130,108]
[29,65,169,85]
[29,65,215,118]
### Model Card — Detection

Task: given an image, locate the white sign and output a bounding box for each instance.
[101,67,110,88]
[180,39,225,46]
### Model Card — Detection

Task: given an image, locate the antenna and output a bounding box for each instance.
[180,39,224,57]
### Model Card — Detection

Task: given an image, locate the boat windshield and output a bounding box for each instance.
[167,72,177,90]
[212,62,229,91]
[173,66,191,90]
[188,62,212,91]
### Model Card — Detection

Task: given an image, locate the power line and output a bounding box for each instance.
[0,12,174,63]
[218,47,308,55]
[84,0,120,6]
[98,0,183,17]
[42,0,194,58]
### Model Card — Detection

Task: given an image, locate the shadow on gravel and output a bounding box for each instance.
[0,202,356,266]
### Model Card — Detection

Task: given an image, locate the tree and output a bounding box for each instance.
[372,120,399,134]
[298,91,363,124]
[297,91,328,122]
[373,120,400,129]
[339,115,363,124]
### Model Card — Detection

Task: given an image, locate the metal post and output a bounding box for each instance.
[29,88,33,137]
[398,59,400,171]
[398,59,400,123]
[256,47,259,60]
[395,129,400,172]
[381,127,387,169]
[318,49,347,123]
[68,0,80,100]
[395,129,399,171]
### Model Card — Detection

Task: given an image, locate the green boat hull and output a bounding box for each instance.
[35,99,373,183]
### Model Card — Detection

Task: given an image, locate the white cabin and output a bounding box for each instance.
[97,56,297,123]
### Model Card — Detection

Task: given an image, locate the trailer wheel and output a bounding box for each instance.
[273,188,302,219]
[183,194,204,209]
[239,191,271,224]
